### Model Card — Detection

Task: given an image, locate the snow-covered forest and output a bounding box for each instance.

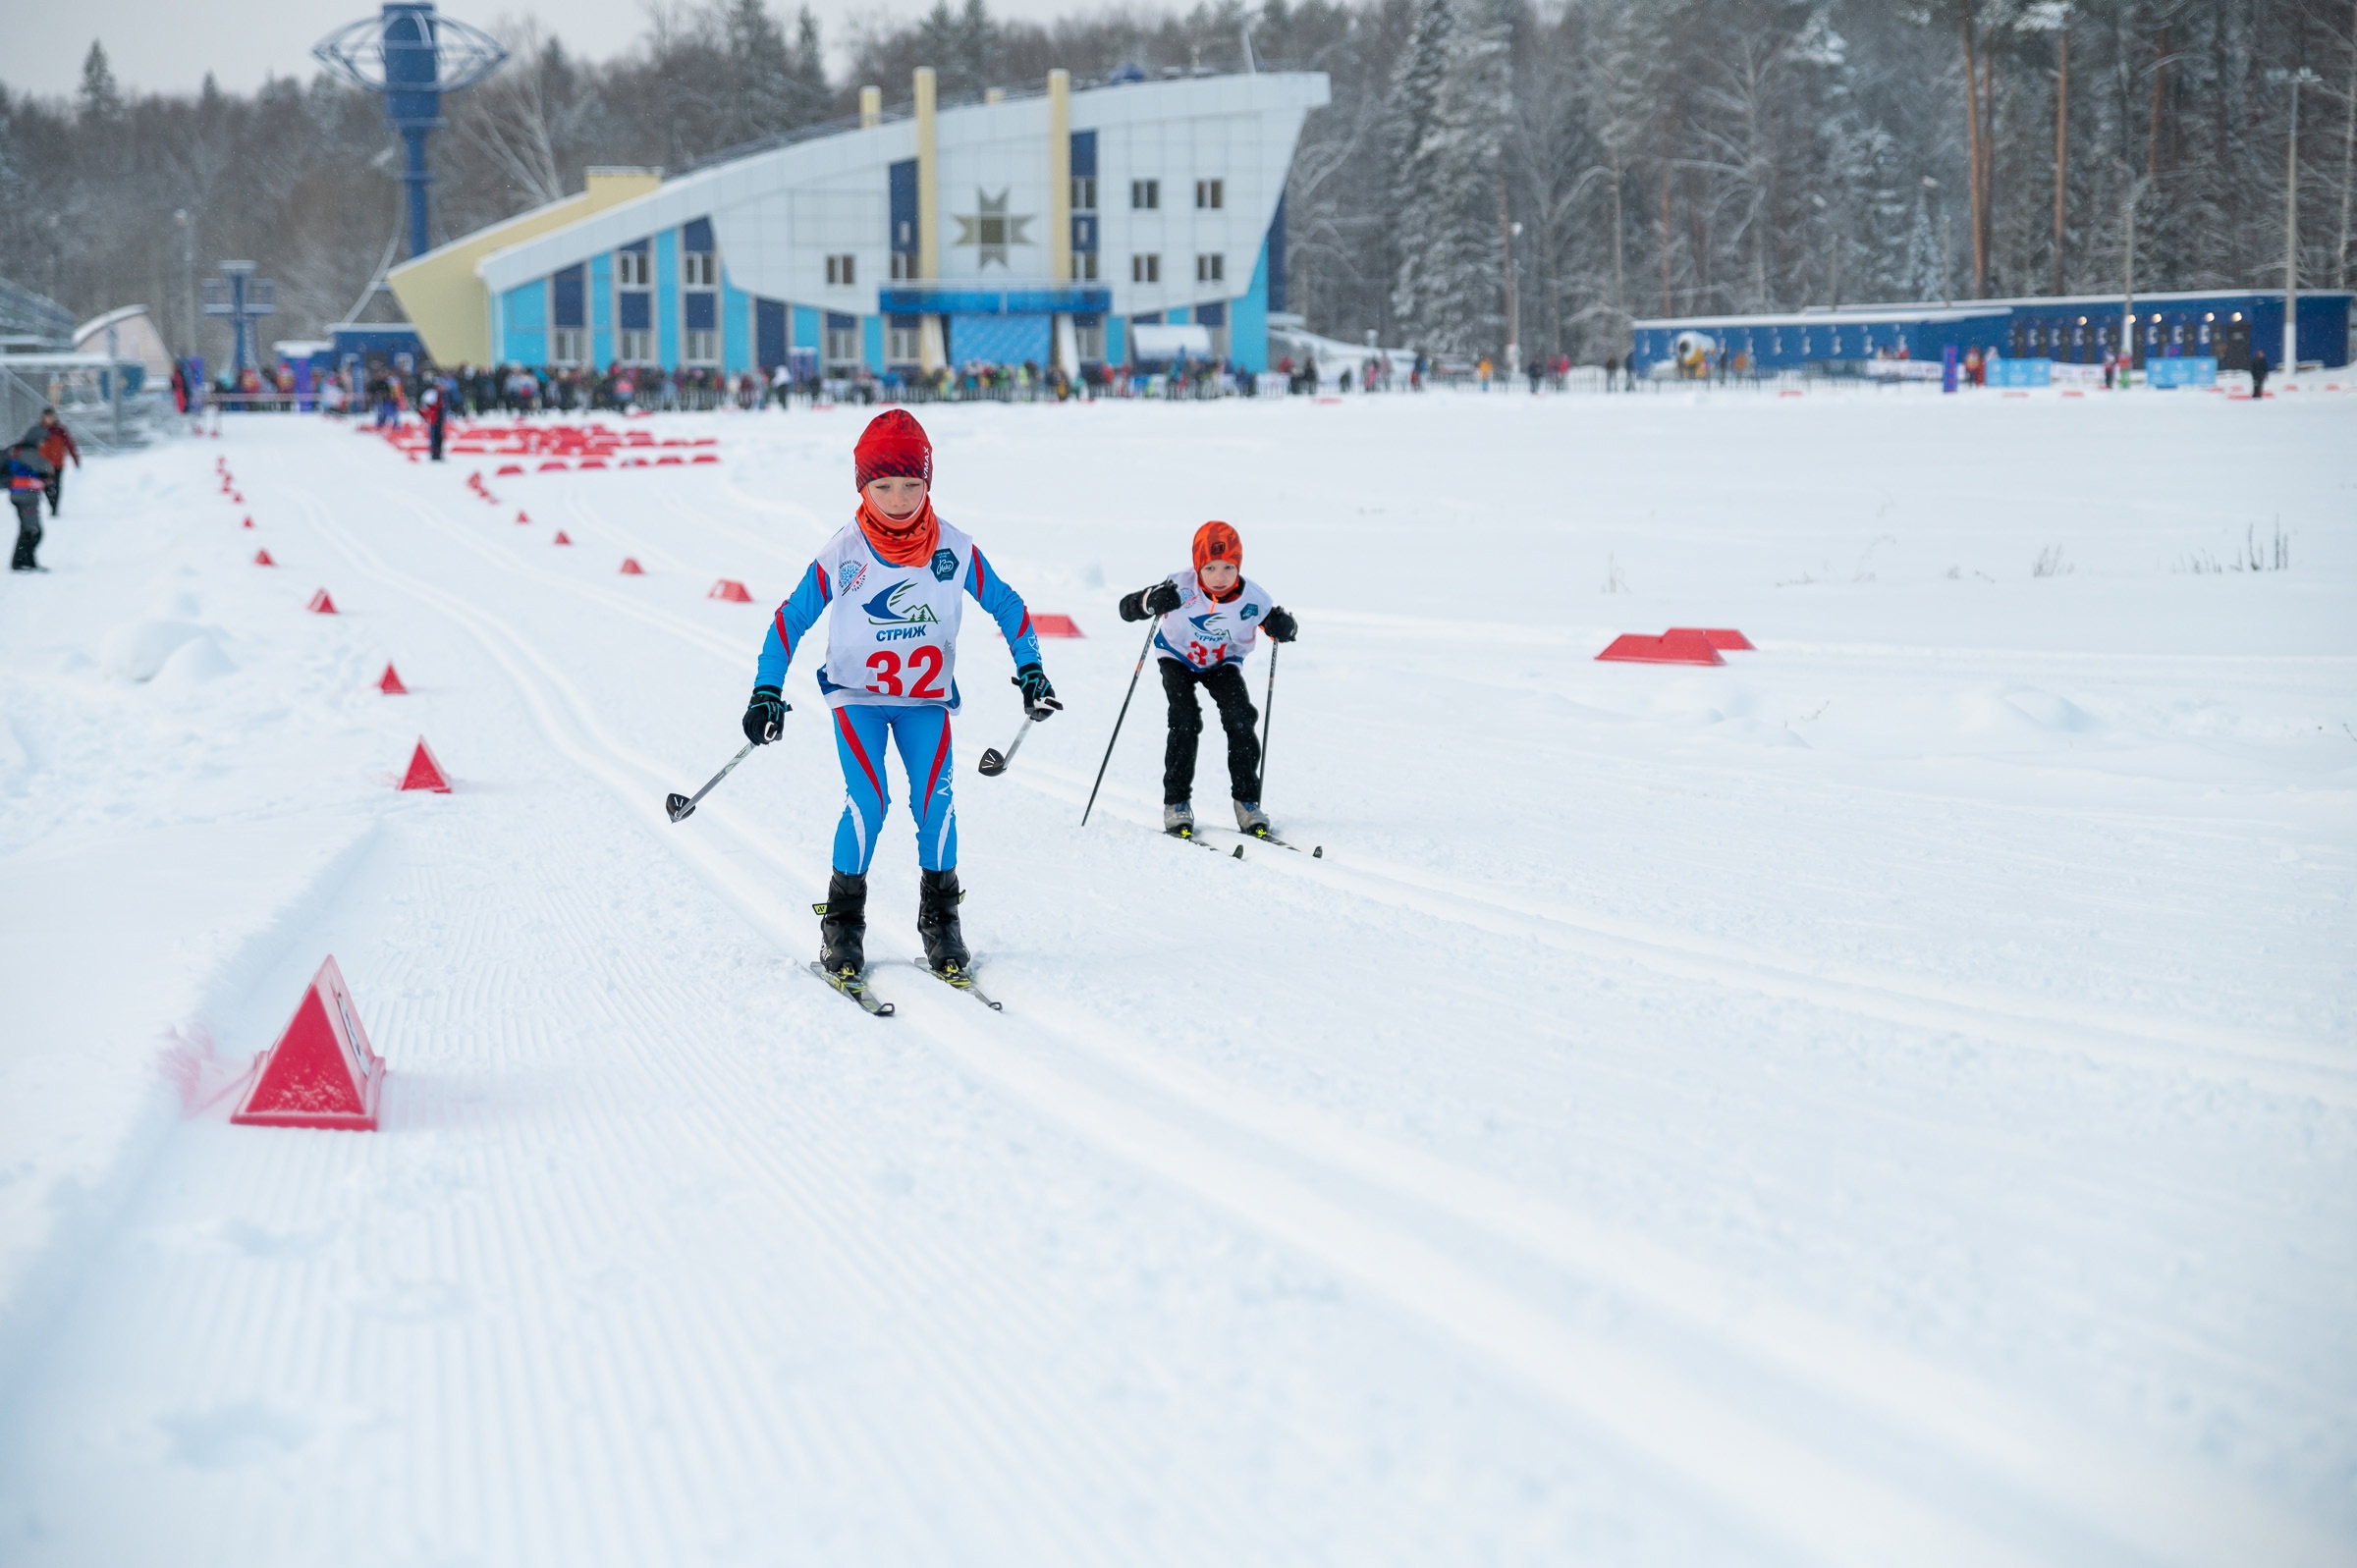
[1,0,2351,363]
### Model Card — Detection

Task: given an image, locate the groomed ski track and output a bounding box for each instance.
[0,398,2350,1565]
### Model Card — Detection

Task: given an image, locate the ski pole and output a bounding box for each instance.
[1256,642,1280,799]
[976,713,1036,777]
[1081,622,1158,826]
[665,741,754,823]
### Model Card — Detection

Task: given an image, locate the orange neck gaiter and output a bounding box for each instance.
[856,495,941,567]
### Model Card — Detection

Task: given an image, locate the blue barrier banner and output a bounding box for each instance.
[1943,345,1959,393]
[1986,356,2052,388]
[2145,356,2218,388]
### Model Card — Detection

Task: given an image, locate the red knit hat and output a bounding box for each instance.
[1192,520,1241,571]
[854,409,932,489]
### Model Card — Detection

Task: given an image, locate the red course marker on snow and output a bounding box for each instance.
[253,549,275,567]
[619,558,645,575]
[1665,627,1755,651]
[243,516,254,528]
[378,663,408,694]
[517,511,530,523]
[1031,614,1085,637]
[552,530,572,545]
[708,578,753,602]
[497,463,523,476]
[231,955,385,1131]
[1595,631,1724,667]
[400,737,453,792]
[307,589,339,614]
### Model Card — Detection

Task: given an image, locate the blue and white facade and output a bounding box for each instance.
[471,71,1328,376]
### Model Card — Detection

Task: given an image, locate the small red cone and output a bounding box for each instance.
[708,578,753,602]
[1031,614,1085,637]
[552,530,572,545]
[516,511,530,524]
[619,557,645,575]
[232,492,244,503]
[378,663,408,694]
[230,955,386,1130]
[307,589,338,614]
[243,515,254,528]
[400,737,452,793]
[254,549,275,567]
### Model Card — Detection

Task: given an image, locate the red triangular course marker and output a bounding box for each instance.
[1595,631,1725,666]
[517,511,530,523]
[708,578,753,602]
[307,588,338,614]
[1665,627,1755,651]
[552,530,572,546]
[1032,614,1085,638]
[619,558,645,575]
[378,663,408,694]
[253,548,275,567]
[243,516,255,529]
[400,737,453,792]
[231,955,386,1130]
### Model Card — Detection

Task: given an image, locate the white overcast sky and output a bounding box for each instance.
[3,0,1097,100]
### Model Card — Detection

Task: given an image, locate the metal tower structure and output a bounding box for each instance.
[314,4,507,259]
[202,261,276,377]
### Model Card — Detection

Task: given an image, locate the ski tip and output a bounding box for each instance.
[1232,843,1244,859]
[1313,845,1324,857]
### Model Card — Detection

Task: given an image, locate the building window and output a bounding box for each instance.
[887,317,921,363]
[1196,253,1224,283]
[825,318,860,366]
[618,329,654,363]
[1070,252,1099,282]
[551,328,583,365]
[826,254,856,287]
[891,253,918,280]
[1195,179,1223,210]
[1132,253,1160,284]
[1131,179,1159,210]
[617,249,651,287]
[1071,176,1097,211]
[683,251,716,288]
[683,329,718,364]
[1073,316,1104,361]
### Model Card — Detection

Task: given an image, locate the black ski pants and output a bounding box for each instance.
[1159,657,1260,803]
[12,495,42,568]
[44,468,62,515]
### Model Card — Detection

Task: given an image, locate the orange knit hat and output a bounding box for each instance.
[1192,520,1241,571]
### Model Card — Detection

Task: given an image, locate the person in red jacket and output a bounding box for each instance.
[29,408,79,516]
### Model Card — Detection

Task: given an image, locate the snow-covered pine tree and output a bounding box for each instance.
[1387,0,1456,352]
[1392,0,1515,359]
[1905,186,1946,302]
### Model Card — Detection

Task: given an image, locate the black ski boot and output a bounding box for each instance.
[916,868,971,975]
[817,870,869,978]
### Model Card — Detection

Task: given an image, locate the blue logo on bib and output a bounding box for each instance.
[930,548,959,581]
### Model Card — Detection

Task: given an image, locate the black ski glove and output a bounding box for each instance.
[1262,606,1299,643]
[742,684,789,744]
[1013,663,1062,717]
[1122,580,1182,621]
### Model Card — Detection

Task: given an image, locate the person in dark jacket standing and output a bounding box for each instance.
[29,408,81,515]
[9,441,56,570]
[420,379,449,460]
[2249,349,2270,400]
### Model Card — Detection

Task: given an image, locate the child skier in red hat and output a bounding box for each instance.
[1118,520,1297,839]
[742,409,1059,1001]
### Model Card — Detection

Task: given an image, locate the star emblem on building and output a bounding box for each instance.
[952,189,1034,269]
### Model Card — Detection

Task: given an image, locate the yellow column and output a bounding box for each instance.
[1048,69,1071,286]
[914,68,939,282]
[914,67,942,374]
[859,85,881,129]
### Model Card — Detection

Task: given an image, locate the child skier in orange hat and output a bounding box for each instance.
[1118,520,1296,838]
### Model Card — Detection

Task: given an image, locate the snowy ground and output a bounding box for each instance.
[0,385,2350,1566]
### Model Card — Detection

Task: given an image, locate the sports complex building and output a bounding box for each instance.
[389,69,1327,378]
